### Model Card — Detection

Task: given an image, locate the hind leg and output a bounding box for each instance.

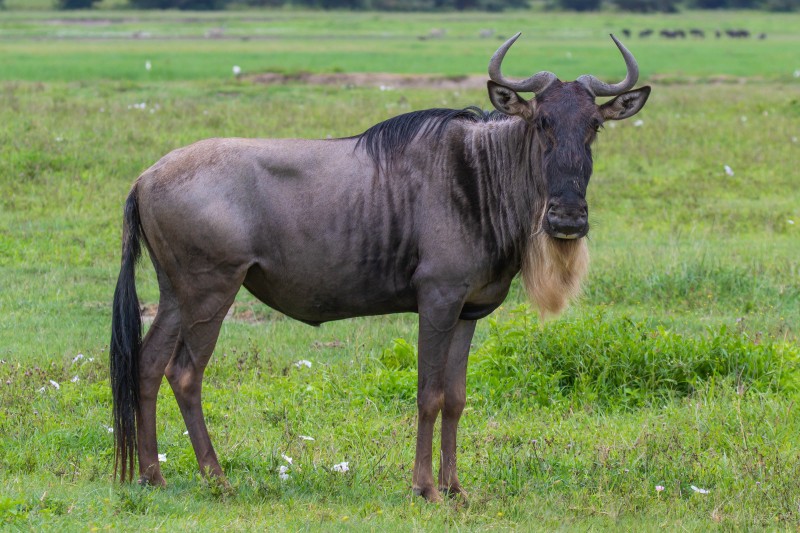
[164,275,243,481]
[137,277,182,486]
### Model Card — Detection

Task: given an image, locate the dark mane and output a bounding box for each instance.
[355,107,508,167]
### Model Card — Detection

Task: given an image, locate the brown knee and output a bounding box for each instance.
[417,387,444,420]
[442,385,466,419]
[165,362,202,399]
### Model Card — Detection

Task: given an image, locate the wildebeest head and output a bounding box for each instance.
[486,33,650,240]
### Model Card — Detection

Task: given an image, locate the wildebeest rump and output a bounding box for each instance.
[110,33,650,501]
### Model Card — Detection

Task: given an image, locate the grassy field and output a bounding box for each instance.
[1,8,799,530]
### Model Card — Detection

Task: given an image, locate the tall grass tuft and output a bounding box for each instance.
[466,308,799,409]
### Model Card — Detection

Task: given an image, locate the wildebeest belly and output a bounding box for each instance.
[241,258,419,325]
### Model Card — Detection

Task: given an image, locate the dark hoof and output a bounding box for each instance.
[413,485,444,503]
[138,475,166,488]
[440,485,469,500]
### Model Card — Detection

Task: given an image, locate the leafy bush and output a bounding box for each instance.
[128,0,231,8]
[612,0,679,12]
[224,0,528,9]
[367,309,799,410]
[553,0,601,11]
[57,0,101,8]
[468,308,798,409]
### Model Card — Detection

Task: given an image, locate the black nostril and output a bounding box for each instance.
[546,202,588,237]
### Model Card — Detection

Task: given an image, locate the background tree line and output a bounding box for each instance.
[560,0,796,12]
[57,0,528,10]
[53,0,800,13]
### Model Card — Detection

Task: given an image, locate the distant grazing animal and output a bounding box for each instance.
[110,33,650,501]
[622,28,631,38]
[639,29,654,38]
[660,29,686,39]
[420,28,446,40]
[689,29,705,38]
[726,29,751,38]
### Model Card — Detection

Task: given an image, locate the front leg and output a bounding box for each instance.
[412,283,467,502]
[438,319,476,496]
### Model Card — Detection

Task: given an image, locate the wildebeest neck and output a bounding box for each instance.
[454,117,542,264]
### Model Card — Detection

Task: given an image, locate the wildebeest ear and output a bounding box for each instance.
[599,86,651,121]
[488,81,531,118]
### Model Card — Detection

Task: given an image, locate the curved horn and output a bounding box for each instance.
[577,34,639,97]
[488,32,556,94]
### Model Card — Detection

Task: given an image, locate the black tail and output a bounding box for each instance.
[110,189,143,482]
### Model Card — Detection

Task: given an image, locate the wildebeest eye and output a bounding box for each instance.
[591,119,603,133]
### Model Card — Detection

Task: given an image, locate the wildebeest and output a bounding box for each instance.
[660,29,686,39]
[639,29,654,38]
[110,33,650,501]
[726,29,751,38]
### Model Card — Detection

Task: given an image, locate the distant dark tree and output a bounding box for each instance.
[58,0,101,8]
[288,0,527,9]
[687,0,727,7]
[231,0,285,5]
[556,0,600,10]
[760,0,798,9]
[612,0,678,12]
[128,0,231,8]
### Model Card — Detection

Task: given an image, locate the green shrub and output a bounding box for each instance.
[57,0,100,8]
[468,308,799,409]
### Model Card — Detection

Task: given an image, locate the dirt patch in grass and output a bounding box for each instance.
[249,71,488,90]
[140,303,268,324]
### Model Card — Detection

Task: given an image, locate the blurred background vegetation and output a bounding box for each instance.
[6,0,799,16]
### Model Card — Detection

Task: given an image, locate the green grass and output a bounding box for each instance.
[0,11,798,81]
[0,9,799,530]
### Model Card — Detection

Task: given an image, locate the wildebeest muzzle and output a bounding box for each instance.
[545,198,588,240]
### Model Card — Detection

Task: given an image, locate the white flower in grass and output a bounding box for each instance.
[49,380,60,390]
[794,69,800,78]
[184,430,189,435]
[278,465,290,481]
[332,461,349,473]
[232,65,242,76]
[787,220,795,225]
[690,485,710,494]
[655,485,665,492]
[294,360,312,368]
[71,375,79,383]
[38,386,46,393]
[282,454,293,465]
[724,165,734,177]
[158,454,167,463]
[145,60,151,71]
[299,435,315,441]
[633,119,644,127]
[103,424,114,433]
[72,353,84,364]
